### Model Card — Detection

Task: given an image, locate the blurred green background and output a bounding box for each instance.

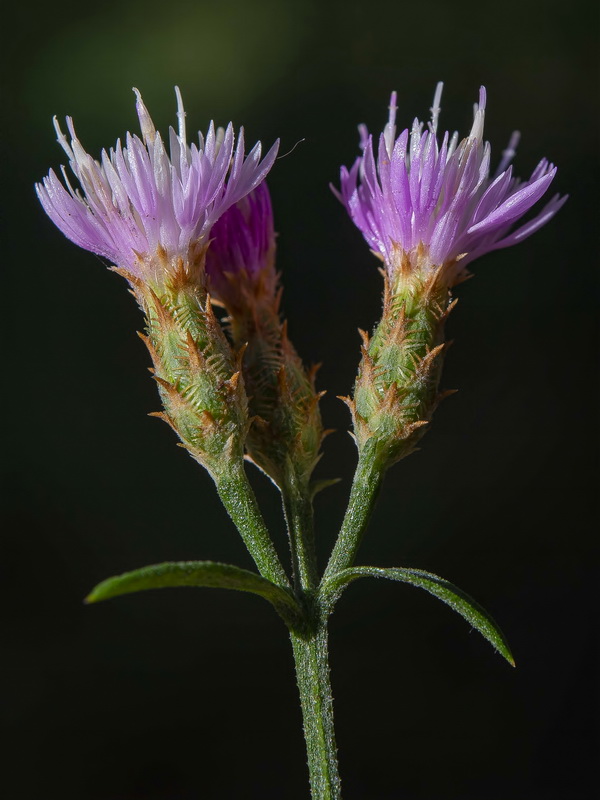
[3,0,598,798]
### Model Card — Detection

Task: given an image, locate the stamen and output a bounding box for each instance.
[409,117,423,167]
[53,116,75,161]
[133,88,156,145]
[446,131,459,161]
[429,82,443,135]
[495,130,521,176]
[215,125,225,157]
[383,91,398,157]
[469,87,486,142]
[358,123,369,151]
[60,163,78,198]
[174,86,186,142]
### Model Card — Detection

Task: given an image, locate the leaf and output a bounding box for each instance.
[310,477,342,499]
[85,560,304,630]
[321,566,515,666]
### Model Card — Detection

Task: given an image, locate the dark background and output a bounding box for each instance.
[2,0,598,797]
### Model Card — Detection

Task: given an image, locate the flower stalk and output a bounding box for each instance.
[322,442,384,583]
[290,620,341,800]
[214,458,291,588]
[282,467,319,591]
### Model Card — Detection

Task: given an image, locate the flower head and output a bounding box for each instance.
[335,83,566,286]
[205,181,277,310]
[36,88,279,285]
[204,184,323,494]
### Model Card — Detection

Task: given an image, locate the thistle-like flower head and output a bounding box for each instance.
[205,181,277,311]
[36,88,279,286]
[335,83,566,286]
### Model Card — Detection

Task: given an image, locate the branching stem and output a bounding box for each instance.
[215,460,291,589]
[282,469,319,592]
[322,447,383,583]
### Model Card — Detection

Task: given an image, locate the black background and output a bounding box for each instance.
[2,0,598,797]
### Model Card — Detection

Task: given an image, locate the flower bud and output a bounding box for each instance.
[242,310,324,491]
[206,186,324,492]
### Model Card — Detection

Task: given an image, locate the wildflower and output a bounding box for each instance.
[335,83,566,287]
[206,184,324,508]
[36,87,279,287]
[36,88,278,480]
[335,85,566,469]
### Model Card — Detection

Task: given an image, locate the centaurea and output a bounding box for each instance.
[36,87,279,287]
[335,83,566,286]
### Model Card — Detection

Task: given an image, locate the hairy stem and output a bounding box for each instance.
[291,620,341,799]
[282,469,319,592]
[322,448,383,583]
[214,459,291,589]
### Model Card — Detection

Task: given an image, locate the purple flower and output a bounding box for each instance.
[36,88,279,283]
[205,181,277,309]
[334,83,566,285]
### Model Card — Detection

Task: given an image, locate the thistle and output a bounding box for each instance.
[333,83,566,471]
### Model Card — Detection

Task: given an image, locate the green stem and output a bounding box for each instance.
[322,448,383,583]
[214,459,291,589]
[282,468,319,592]
[290,620,341,799]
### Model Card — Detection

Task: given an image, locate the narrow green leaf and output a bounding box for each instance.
[321,566,515,666]
[310,477,342,499]
[85,560,304,629]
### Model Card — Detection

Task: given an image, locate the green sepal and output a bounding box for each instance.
[85,560,305,631]
[321,566,515,666]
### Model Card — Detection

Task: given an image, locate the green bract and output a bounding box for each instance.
[349,265,454,470]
